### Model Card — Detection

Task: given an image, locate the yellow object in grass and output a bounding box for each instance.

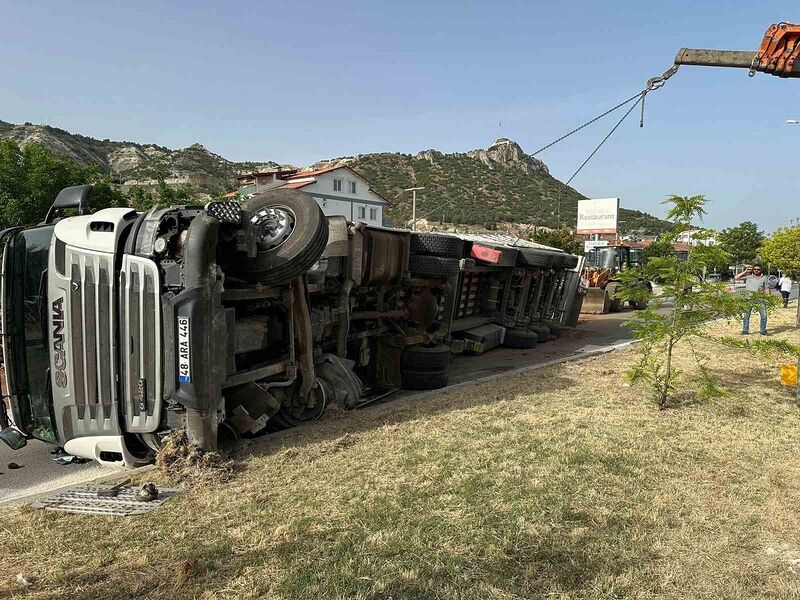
[781,363,798,387]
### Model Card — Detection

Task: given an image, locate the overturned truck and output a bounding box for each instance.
[0,185,580,465]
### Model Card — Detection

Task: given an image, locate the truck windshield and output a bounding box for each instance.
[2,226,57,443]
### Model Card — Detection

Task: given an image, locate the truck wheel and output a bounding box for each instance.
[410,234,465,258]
[503,329,538,349]
[545,323,562,337]
[237,189,329,285]
[517,249,555,268]
[409,255,460,276]
[270,379,328,428]
[401,368,449,390]
[316,354,363,410]
[401,344,451,370]
[530,324,551,343]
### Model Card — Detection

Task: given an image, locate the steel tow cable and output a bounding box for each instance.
[529,92,644,158]
[526,64,681,227]
[531,64,681,159]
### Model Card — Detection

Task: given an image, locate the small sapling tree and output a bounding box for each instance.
[617,195,778,408]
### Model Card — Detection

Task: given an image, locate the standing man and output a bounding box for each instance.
[779,273,794,308]
[735,264,769,335]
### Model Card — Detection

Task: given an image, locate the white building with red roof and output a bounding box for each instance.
[233,165,389,227]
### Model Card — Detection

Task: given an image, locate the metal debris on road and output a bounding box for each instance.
[50,447,90,465]
[96,478,131,498]
[31,483,178,517]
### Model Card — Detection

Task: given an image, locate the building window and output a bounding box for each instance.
[333,178,342,192]
[358,206,366,219]
[348,181,357,194]
[369,208,378,221]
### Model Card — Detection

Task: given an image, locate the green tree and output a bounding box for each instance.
[529,227,581,255]
[689,235,732,276]
[90,178,129,211]
[126,174,190,211]
[0,139,126,227]
[617,195,779,409]
[759,225,800,279]
[641,236,674,262]
[718,221,765,265]
[760,225,800,404]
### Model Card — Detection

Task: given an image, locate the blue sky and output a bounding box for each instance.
[2,1,799,230]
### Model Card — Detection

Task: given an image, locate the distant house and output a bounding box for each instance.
[232,168,299,196]
[231,165,390,227]
[675,228,717,247]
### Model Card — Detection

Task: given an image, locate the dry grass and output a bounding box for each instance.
[154,430,235,484]
[2,310,800,599]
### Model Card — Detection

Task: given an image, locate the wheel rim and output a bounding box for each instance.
[280,380,328,423]
[250,205,296,251]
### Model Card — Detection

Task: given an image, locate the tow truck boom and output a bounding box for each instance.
[675,22,800,78]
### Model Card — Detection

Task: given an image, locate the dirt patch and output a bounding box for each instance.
[155,430,234,484]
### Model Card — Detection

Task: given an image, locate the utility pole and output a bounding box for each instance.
[403,187,425,231]
[557,198,561,230]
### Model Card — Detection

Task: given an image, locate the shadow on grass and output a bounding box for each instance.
[237,367,580,460]
[764,323,799,335]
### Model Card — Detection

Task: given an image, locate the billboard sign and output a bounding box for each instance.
[584,239,609,253]
[576,198,619,235]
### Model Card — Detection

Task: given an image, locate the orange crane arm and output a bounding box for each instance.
[674,22,800,78]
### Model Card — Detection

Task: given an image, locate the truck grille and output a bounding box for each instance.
[64,250,120,436]
[119,256,163,433]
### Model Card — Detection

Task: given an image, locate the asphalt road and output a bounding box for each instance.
[446,309,644,387]
[0,439,120,504]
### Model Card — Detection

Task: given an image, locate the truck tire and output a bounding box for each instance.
[530,324,551,343]
[545,323,562,337]
[236,189,329,285]
[503,329,539,349]
[517,249,555,268]
[401,368,449,390]
[270,379,328,428]
[410,234,465,258]
[401,344,451,370]
[409,255,460,276]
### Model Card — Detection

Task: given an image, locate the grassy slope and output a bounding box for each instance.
[2,312,800,599]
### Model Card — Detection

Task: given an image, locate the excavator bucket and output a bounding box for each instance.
[581,287,610,315]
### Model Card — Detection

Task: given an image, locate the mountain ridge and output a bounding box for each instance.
[0,120,670,234]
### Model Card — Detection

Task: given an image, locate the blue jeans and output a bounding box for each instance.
[742,302,767,334]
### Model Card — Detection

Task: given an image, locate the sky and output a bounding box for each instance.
[2,0,800,231]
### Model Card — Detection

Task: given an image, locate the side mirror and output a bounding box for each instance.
[43,185,94,224]
[0,426,28,450]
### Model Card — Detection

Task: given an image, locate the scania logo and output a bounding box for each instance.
[51,297,67,388]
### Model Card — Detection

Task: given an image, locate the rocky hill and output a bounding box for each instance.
[316,138,670,234]
[0,120,279,194]
[0,121,670,234]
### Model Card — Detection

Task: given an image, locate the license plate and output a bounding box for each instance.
[177,316,191,383]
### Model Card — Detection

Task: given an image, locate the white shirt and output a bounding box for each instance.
[779,276,793,293]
